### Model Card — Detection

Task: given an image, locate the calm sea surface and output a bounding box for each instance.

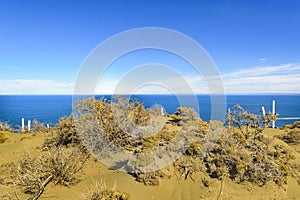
[0,95,299,128]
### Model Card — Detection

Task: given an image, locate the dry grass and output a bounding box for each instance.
[80,181,131,200]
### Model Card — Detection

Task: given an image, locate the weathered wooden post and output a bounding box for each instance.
[21,118,25,132]
[28,120,31,132]
[228,108,231,127]
[272,100,275,128]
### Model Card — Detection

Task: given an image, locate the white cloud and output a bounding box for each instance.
[258,57,267,63]
[1,63,299,95]
[0,79,74,94]
[94,63,300,94]
[221,63,300,93]
[0,64,20,70]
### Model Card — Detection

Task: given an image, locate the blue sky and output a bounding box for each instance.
[0,0,300,94]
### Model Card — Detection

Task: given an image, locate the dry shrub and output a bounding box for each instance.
[129,101,150,126]
[77,96,163,142]
[80,181,131,200]
[44,115,81,148]
[76,97,141,151]
[172,105,299,189]
[0,121,13,132]
[0,147,88,199]
[200,107,298,187]
[75,97,203,185]
[174,155,205,181]
[0,162,17,185]
[134,171,161,186]
[19,147,87,192]
[32,119,46,132]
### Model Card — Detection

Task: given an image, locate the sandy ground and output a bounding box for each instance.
[0,129,300,200]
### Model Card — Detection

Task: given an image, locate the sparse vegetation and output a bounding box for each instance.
[0,97,300,199]
[32,119,46,132]
[0,121,13,132]
[277,128,300,145]
[80,181,131,200]
[43,115,81,148]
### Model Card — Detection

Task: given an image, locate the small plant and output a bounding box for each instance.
[201,176,212,188]
[80,181,131,200]
[32,119,46,132]
[43,115,83,149]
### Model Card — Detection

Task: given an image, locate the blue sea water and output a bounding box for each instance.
[0,95,299,129]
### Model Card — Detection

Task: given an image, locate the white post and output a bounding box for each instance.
[261,106,266,116]
[272,100,275,128]
[161,107,164,116]
[21,118,25,132]
[47,124,49,129]
[28,120,31,132]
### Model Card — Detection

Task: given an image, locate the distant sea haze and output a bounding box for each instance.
[0,95,299,129]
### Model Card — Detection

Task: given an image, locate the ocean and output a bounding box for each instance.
[0,95,299,129]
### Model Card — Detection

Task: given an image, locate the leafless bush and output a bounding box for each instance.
[227,105,277,137]
[0,147,88,199]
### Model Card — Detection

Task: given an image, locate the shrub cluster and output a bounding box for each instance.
[172,105,300,189]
